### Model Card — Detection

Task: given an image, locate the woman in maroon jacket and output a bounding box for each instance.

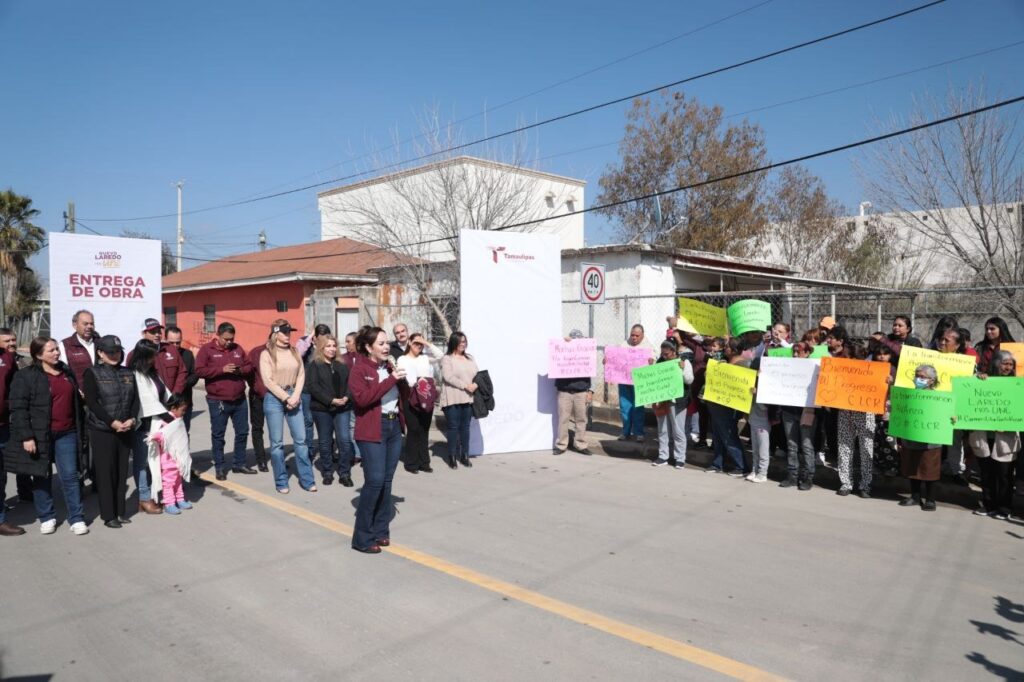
[349,326,407,554]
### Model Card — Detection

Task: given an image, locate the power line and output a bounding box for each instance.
[162,93,1024,266]
[80,0,946,223]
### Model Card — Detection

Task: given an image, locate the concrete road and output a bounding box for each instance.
[1,397,1021,681]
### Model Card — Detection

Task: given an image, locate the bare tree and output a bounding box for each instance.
[763,165,846,275]
[321,110,573,337]
[862,84,1024,324]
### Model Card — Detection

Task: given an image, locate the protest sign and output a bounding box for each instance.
[814,357,890,414]
[952,376,1024,431]
[887,387,954,445]
[810,345,830,359]
[547,338,597,379]
[604,345,652,385]
[766,346,793,358]
[677,298,728,337]
[756,356,819,407]
[727,299,771,336]
[999,342,1024,376]
[631,361,685,406]
[704,359,757,413]
[894,346,975,393]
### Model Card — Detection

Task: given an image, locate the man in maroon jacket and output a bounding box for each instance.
[0,327,24,535]
[196,322,253,480]
[246,344,269,472]
[59,309,97,388]
[127,318,187,395]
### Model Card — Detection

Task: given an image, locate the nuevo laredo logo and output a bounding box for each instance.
[487,245,535,264]
[95,251,122,268]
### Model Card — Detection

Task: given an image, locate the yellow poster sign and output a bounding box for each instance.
[894,346,976,393]
[703,359,757,413]
[678,298,728,337]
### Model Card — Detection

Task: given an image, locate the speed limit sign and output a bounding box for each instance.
[580,262,606,304]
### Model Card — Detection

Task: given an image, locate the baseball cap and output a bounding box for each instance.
[819,316,837,330]
[96,335,123,354]
[143,318,163,332]
[272,322,294,334]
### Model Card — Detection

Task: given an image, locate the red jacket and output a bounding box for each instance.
[349,354,406,442]
[246,346,268,398]
[0,349,18,425]
[195,339,251,401]
[127,342,186,394]
[61,334,94,388]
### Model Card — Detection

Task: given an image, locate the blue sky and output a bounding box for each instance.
[3,0,1023,285]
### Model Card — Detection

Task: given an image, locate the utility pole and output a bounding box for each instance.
[259,229,267,252]
[64,201,76,232]
[175,181,185,272]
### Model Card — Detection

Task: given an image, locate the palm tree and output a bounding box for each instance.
[0,189,47,320]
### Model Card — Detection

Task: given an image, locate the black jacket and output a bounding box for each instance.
[3,363,84,477]
[306,359,352,413]
[471,370,495,419]
[555,377,591,393]
[83,364,140,433]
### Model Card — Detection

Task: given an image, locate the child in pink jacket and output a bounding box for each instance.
[148,395,193,515]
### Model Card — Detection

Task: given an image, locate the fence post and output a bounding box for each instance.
[623,295,630,339]
[830,293,836,320]
[877,298,882,332]
[910,295,917,330]
[807,291,812,332]
[588,304,595,338]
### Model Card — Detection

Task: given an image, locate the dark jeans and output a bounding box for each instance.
[403,404,433,471]
[90,428,132,521]
[781,410,815,480]
[978,457,1014,515]
[301,392,315,461]
[353,417,403,549]
[207,397,250,471]
[708,403,745,473]
[248,389,267,465]
[442,404,472,462]
[312,409,355,480]
[0,424,8,524]
[815,408,838,460]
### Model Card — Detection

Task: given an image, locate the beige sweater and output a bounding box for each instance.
[260,346,305,401]
[439,354,479,408]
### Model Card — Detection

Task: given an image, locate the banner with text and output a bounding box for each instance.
[894,346,976,393]
[727,299,771,336]
[631,361,685,406]
[49,232,162,351]
[814,357,890,414]
[547,338,597,379]
[704,359,757,413]
[887,387,955,445]
[604,345,653,385]
[952,376,1024,431]
[756,357,820,408]
[677,298,728,337]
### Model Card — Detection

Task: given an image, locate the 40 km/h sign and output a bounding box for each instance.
[580,262,606,304]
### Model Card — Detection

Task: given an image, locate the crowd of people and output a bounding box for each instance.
[1,307,1019,551]
[609,313,1021,520]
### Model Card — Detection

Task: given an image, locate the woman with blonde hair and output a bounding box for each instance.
[259,320,314,494]
[306,334,355,487]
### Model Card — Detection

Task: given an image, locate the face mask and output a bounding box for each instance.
[913,377,930,389]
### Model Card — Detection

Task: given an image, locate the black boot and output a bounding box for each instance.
[899,495,920,507]
[460,455,473,468]
[779,476,797,488]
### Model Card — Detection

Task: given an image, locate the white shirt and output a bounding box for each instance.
[395,344,442,385]
[135,372,165,421]
[60,335,95,365]
[377,365,399,414]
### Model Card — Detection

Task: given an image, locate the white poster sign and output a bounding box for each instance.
[49,232,163,353]
[755,356,820,408]
[460,229,561,455]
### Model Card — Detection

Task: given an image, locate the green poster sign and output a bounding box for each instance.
[887,386,955,445]
[631,360,685,406]
[727,299,771,336]
[810,344,830,359]
[766,347,793,357]
[952,376,1024,431]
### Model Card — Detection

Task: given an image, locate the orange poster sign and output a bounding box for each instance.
[814,357,890,414]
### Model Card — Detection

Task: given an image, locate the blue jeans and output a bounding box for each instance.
[312,410,355,479]
[32,430,83,523]
[353,416,402,549]
[442,404,472,462]
[207,397,250,471]
[0,424,9,524]
[264,392,313,490]
[132,425,153,502]
[708,403,746,473]
[618,385,645,437]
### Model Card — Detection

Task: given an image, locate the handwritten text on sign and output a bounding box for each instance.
[887,387,954,445]
[547,338,597,379]
[952,376,1024,431]
[756,356,820,408]
[894,346,975,393]
[677,298,728,337]
[603,345,652,385]
[704,359,757,413]
[814,357,890,414]
[631,361,685,406]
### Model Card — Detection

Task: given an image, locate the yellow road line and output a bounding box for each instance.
[207,475,789,682]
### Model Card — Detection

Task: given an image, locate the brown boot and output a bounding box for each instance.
[0,521,26,536]
[139,499,163,514]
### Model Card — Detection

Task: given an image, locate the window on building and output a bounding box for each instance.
[203,305,216,333]
[163,307,177,327]
[276,300,288,313]
[566,199,576,213]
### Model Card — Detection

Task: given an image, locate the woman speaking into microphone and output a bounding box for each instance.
[349,326,407,554]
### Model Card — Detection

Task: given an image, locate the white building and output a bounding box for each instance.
[317,156,585,261]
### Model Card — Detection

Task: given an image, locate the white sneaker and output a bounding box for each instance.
[40,519,57,535]
[70,521,89,536]
[744,473,757,481]
[689,434,700,444]
[753,474,768,483]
